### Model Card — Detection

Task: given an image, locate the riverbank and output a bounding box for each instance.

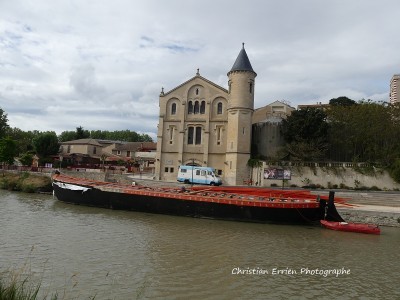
[0,171,52,193]
[337,207,400,227]
[0,271,56,300]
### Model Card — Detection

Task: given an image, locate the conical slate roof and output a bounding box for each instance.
[229,43,255,73]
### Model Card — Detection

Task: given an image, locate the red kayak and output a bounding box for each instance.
[320,220,381,235]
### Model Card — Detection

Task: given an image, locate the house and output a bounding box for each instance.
[59,138,104,166]
[112,142,157,169]
[59,139,155,167]
[252,100,295,124]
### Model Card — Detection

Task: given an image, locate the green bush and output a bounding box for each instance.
[0,178,8,189]
[0,172,51,193]
[21,184,36,193]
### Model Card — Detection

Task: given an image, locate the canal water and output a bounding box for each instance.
[0,189,399,299]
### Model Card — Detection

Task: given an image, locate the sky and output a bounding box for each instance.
[1,0,400,140]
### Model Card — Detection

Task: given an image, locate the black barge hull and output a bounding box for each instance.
[52,180,344,225]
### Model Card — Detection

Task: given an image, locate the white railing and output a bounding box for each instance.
[264,161,374,168]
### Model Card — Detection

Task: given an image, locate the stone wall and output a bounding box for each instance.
[62,170,106,182]
[62,170,139,185]
[338,209,400,227]
[259,164,400,190]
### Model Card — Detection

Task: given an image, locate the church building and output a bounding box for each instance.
[154,44,257,185]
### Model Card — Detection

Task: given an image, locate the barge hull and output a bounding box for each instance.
[52,180,343,225]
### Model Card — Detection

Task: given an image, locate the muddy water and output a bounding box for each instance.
[1,190,399,299]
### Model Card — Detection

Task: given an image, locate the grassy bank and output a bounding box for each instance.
[0,270,58,300]
[0,276,43,300]
[0,172,52,193]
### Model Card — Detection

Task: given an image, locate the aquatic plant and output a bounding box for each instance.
[0,269,58,300]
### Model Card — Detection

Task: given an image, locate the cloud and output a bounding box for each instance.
[1,0,400,140]
[69,64,106,97]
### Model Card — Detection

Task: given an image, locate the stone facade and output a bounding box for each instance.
[252,100,295,124]
[251,101,295,160]
[155,45,256,185]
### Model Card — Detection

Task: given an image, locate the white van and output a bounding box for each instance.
[177,166,222,186]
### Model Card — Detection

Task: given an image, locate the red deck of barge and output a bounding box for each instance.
[53,174,347,210]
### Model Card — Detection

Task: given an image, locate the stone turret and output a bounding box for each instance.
[224,44,257,185]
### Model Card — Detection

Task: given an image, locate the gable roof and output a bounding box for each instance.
[97,139,126,146]
[61,138,102,146]
[114,142,157,151]
[161,74,228,97]
[255,100,296,111]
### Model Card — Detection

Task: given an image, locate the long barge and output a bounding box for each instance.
[52,172,346,225]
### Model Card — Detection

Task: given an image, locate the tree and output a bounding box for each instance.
[58,126,90,142]
[138,133,153,142]
[59,128,153,142]
[33,132,60,158]
[0,137,17,165]
[281,108,330,160]
[0,108,10,138]
[327,100,400,164]
[329,96,357,106]
[7,128,38,155]
[19,152,34,166]
[76,126,90,139]
[58,130,78,142]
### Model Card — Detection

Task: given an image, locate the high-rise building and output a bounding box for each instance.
[390,74,400,104]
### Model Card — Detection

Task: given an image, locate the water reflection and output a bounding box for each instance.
[1,189,399,299]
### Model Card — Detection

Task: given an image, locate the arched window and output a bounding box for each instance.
[187,126,202,145]
[188,127,194,144]
[171,103,176,115]
[200,101,205,114]
[195,127,202,144]
[194,101,200,114]
[249,82,253,94]
[188,101,193,114]
[196,88,199,95]
[217,102,223,114]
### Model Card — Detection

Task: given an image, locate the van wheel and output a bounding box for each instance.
[184,179,190,184]
[210,182,215,186]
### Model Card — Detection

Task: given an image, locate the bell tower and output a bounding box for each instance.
[224,44,257,185]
